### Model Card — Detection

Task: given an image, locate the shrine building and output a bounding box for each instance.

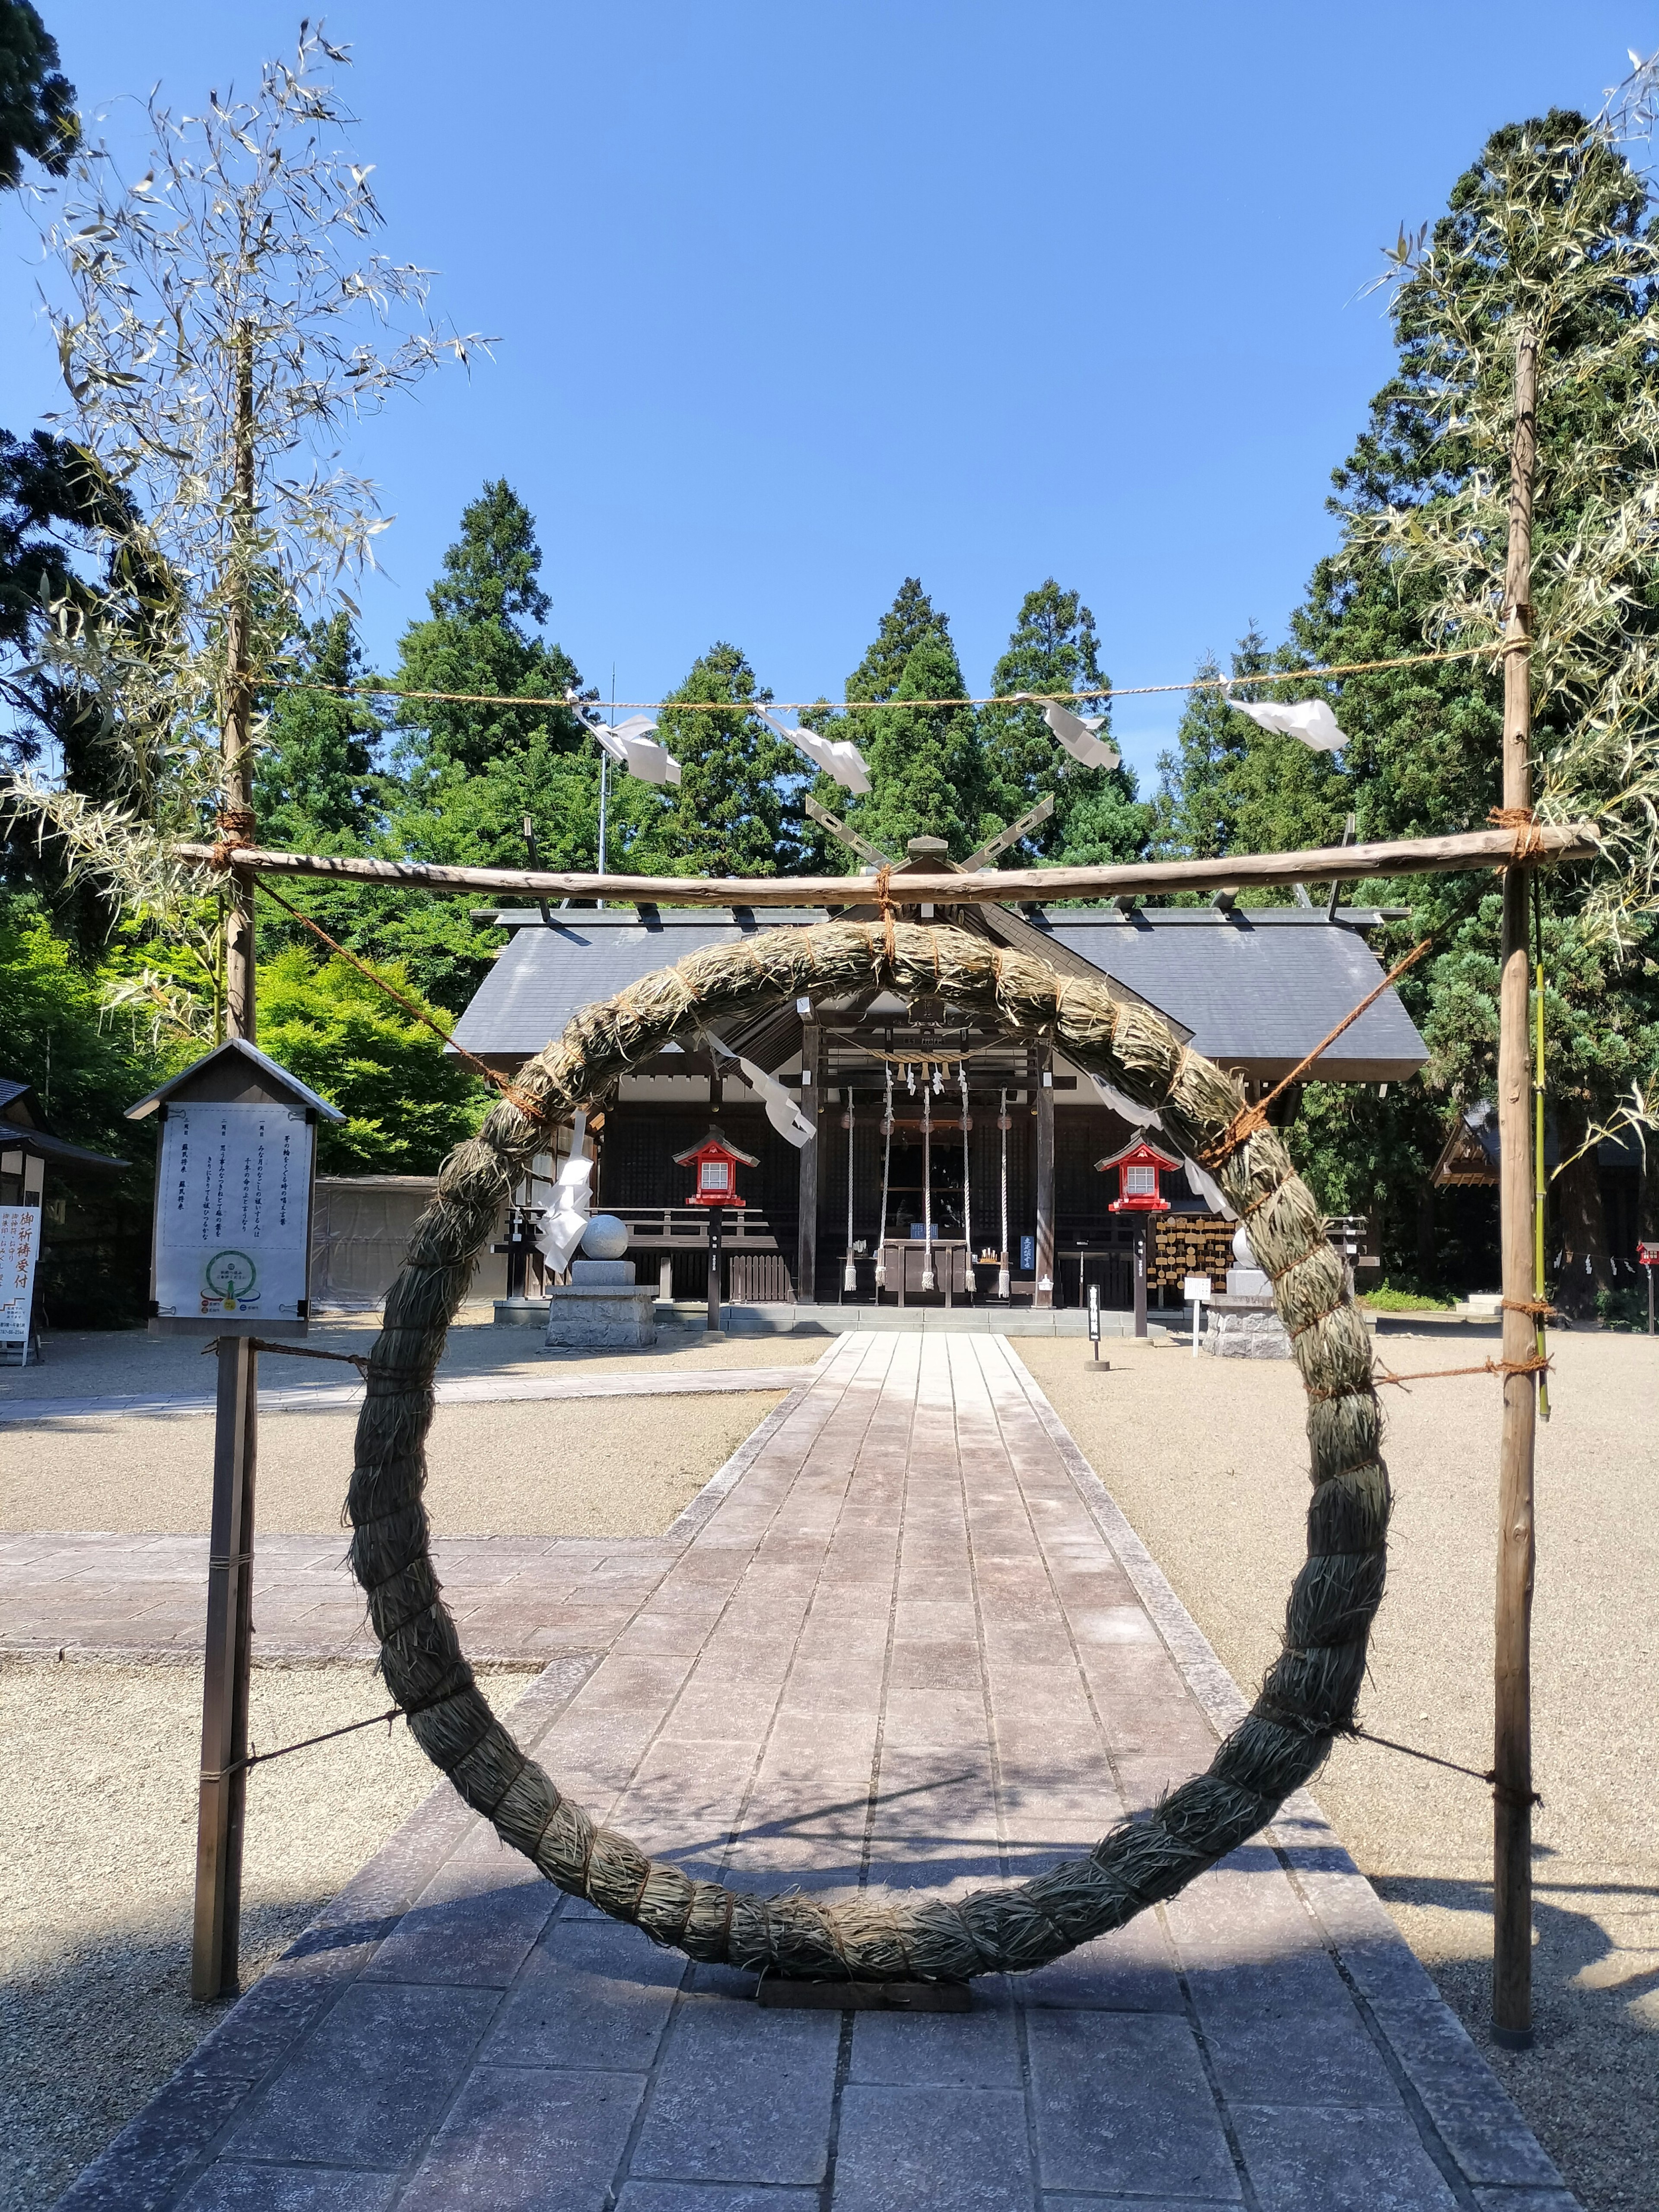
[448,844,1426,1316]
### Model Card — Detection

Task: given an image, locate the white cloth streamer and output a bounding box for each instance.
[1027,696,1120,771]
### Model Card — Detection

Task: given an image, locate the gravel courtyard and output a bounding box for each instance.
[1017,1327,1659,2212]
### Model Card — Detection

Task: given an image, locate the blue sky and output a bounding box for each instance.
[2,2,1652,787]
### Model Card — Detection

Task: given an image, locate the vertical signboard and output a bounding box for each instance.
[154,1103,314,1325]
[0,1205,41,1345]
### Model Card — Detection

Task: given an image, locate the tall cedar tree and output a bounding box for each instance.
[370,481,597,1006]
[982,580,1150,866]
[0,1,75,187]
[623,643,799,878]
[1292,111,1659,1305]
[254,614,382,850]
[855,628,992,861]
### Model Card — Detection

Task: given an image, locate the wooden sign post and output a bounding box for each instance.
[127,1040,343,2000]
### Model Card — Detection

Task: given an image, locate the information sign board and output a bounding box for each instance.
[0,1205,41,1342]
[154,1103,314,1324]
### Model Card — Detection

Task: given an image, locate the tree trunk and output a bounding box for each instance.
[1554,1107,1612,1320]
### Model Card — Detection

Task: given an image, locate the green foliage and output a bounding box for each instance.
[1153,629,1347,880]
[981,580,1150,867]
[0,897,172,1152]
[257,945,487,1174]
[254,615,384,849]
[1360,1282,1456,1311]
[621,642,801,878]
[0,1,76,190]
[855,628,992,861]
[846,578,950,704]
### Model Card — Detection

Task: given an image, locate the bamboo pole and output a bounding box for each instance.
[1493,326,1539,2051]
[222,327,257,1044]
[178,820,1598,912]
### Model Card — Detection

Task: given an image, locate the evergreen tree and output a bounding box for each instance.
[623,642,799,878]
[0,2,76,188]
[1288,110,1659,1308]
[254,614,383,849]
[846,578,950,702]
[982,579,1150,866]
[856,628,992,860]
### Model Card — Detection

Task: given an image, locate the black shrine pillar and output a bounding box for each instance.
[1034,1042,1056,1309]
[797,1011,822,1305]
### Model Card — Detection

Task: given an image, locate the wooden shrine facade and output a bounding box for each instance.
[449,878,1427,1310]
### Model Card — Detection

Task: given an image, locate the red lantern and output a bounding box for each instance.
[1096,1136,1179,1213]
[674,1128,758,1208]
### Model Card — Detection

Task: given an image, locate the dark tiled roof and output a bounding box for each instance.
[451,906,1427,1081]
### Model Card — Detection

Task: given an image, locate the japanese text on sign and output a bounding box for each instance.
[154,1105,313,1320]
[0,1206,41,1341]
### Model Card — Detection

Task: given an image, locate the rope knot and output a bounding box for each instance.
[210,806,257,872]
[1488,805,1546,861]
[873,862,897,974]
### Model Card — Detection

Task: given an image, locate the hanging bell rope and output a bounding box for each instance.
[998,1085,1011,1301]
[921,1078,936,1292]
[843,1088,858,1295]
[875,1066,893,1289]
[960,1063,973,1269]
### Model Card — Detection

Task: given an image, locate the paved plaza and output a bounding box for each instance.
[41,1333,1571,2210]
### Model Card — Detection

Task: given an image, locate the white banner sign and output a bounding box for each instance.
[0,1205,41,1341]
[154,1104,314,1322]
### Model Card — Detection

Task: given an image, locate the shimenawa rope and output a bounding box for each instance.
[349,919,1392,1982]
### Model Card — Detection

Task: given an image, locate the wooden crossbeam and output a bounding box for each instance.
[181,820,1598,910]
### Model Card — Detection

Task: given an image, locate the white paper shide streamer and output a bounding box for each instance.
[591,712,683,786]
[1227,693,1348,753]
[759,708,871,796]
[1023,696,1120,772]
[535,1112,595,1272]
[704,1030,816,1148]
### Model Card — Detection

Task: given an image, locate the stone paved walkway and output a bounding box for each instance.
[51,1334,1572,2211]
[2,1364,811,1427]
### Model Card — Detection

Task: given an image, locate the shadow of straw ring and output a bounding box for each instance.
[348,921,1389,1981]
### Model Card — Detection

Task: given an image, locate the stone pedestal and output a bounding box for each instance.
[544,1259,657,1348]
[1204,1292,1291,1360]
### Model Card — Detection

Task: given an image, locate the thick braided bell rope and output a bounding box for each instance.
[349,922,1389,1981]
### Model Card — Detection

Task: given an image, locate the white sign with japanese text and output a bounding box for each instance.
[154,1104,313,1322]
[0,1206,41,1341]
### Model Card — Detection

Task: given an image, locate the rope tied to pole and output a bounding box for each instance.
[1373,1353,1552,1388]
[1489,804,1548,861]
[251,877,546,1125]
[209,806,258,873]
[872,863,898,973]
[1201,936,1436,1169]
[1350,1727,1543,1807]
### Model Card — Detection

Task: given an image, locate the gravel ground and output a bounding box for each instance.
[1016,1329,1659,2212]
[0,1661,537,2212]
[0,1390,786,1536]
[0,1316,826,1409]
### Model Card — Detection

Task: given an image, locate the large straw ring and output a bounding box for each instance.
[349,922,1387,1981]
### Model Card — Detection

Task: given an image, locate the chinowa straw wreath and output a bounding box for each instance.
[350,920,1388,1981]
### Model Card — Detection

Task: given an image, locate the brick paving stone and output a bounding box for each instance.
[396,2064,644,2212]
[628,1997,842,2187]
[1026,2010,1242,2201]
[1231,2102,1460,2211]
[832,2082,1033,2212]
[54,1332,1576,2212]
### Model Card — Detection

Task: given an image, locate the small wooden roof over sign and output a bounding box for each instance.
[125,1037,345,1122]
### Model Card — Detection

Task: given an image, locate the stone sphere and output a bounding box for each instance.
[581,1213,630,1261]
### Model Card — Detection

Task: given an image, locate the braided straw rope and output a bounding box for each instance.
[350,922,1389,1980]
